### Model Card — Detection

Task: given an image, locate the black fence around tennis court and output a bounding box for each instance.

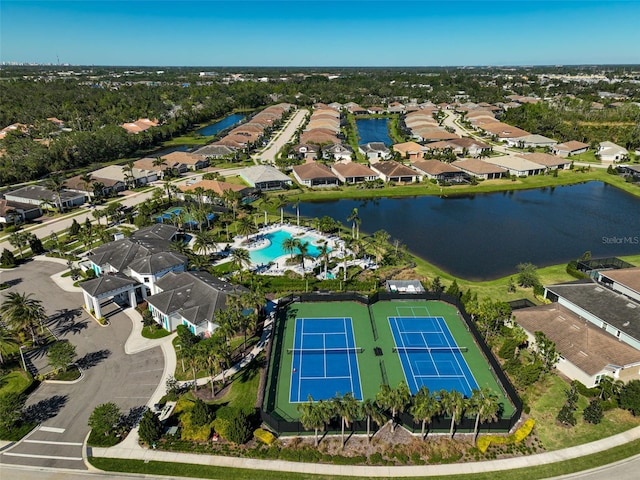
[261,291,522,435]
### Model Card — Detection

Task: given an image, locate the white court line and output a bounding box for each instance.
[2,452,82,461]
[299,375,353,380]
[24,440,83,446]
[38,426,65,433]
[436,317,477,393]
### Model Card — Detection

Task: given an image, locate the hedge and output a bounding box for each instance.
[477,418,535,453]
[254,428,276,445]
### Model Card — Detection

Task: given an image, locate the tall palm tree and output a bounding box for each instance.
[347,208,360,239]
[1,292,47,345]
[318,241,330,277]
[375,381,410,433]
[296,240,311,270]
[80,172,93,203]
[410,386,442,439]
[282,237,298,261]
[334,392,360,448]
[236,216,257,241]
[297,396,326,447]
[230,248,251,280]
[361,398,386,443]
[8,231,29,259]
[0,326,18,365]
[192,230,215,256]
[468,388,501,445]
[440,389,467,438]
[44,173,65,213]
[123,159,136,189]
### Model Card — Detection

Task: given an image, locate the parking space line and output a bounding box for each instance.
[24,440,83,446]
[2,452,83,461]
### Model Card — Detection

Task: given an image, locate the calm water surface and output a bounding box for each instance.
[289,182,640,280]
[356,118,392,146]
[197,113,245,136]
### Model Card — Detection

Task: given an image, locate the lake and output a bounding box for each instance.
[356,118,392,146]
[196,113,245,136]
[288,182,640,280]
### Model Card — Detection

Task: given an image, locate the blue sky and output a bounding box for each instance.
[2,1,639,66]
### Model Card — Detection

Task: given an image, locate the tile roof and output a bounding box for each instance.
[128,251,187,275]
[179,179,248,196]
[293,162,339,180]
[517,152,569,167]
[451,158,508,175]
[514,303,640,375]
[332,162,377,177]
[412,160,462,175]
[600,267,640,296]
[81,272,139,297]
[372,160,418,178]
[240,165,292,185]
[555,141,589,152]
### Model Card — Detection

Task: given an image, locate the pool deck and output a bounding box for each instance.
[215,223,350,276]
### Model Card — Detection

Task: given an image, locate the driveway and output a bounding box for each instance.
[255,108,309,164]
[0,259,164,470]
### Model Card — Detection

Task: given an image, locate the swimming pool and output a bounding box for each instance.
[249,229,330,265]
[156,207,215,227]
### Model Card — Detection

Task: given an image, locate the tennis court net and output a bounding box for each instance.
[392,346,468,354]
[287,347,364,354]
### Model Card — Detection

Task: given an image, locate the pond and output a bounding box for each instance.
[356,118,392,146]
[287,182,640,280]
[196,113,246,136]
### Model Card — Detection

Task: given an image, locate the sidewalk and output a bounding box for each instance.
[90,305,640,476]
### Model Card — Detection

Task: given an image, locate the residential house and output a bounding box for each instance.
[192,144,237,159]
[412,160,465,182]
[451,158,507,180]
[387,102,406,114]
[597,267,640,303]
[516,152,571,170]
[160,151,208,171]
[393,141,426,161]
[121,118,159,134]
[514,303,640,388]
[370,160,422,183]
[178,179,253,203]
[544,280,640,350]
[483,155,545,177]
[425,137,491,157]
[133,157,188,179]
[331,162,379,184]
[322,143,353,162]
[292,162,341,187]
[299,129,340,145]
[0,123,28,140]
[290,143,320,161]
[239,165,293,191]
[359,142,391,161]
[4,185,86,211]
[64,174,126,198]
[552,141,589,157]
[92,165,158,188]
[506,134,558,148]
[478,122,530,141]
[597,141,628,162]
[0,199,41,222]
[412,128,460,143]
[147,271,249,336]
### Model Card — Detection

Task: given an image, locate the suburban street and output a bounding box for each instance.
[254,107,309,164]
[0,259,164,471]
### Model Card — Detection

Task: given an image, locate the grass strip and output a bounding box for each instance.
[88,436,640,480]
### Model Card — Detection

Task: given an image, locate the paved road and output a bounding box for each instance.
[0,259,163,471]
[254,108,309,164]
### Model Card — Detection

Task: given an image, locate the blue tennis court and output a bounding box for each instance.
[388,314,478,397]
[289,317,363,403]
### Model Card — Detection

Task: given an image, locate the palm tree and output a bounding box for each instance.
[91,208,105,226]
[318,241,330,278]
[598,376,624,401]
[296,240,311,270]
[123,159,136,189]
[0,326,18,364]
[44,173,65,213]
[410,386,442,439]
[347,208,360,239]
[230,248,251,280]
[375,381,410,433]
[282,237,298,261]
[1,292,47,345]
[468,388,501,445]
[297,396,326,447]
[236,216,257,241]
[8,231,29,259]
[334,392,360,448]
[192,230,215,256]
[371,229,390,264]
[183,346,203,390]
[80,172,93,203]
[361,398,386,443]
[440,389,466,438]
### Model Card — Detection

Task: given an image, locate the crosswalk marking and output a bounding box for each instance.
[24,439,83,446]
[38,426,65,434]
[2,452,82,461]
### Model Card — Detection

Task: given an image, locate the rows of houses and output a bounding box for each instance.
[81,224,249,336]
[514,266,640,388]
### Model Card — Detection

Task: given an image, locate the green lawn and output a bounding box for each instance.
[142,326,171,339]
[528,375,640,450]
[0,370,33,395]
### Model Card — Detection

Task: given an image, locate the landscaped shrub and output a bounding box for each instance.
[583,399,604,424]
[477,418,535,453]
[180,411,212,442]
[571,380,599,398]
[138,409,162,445]
[213,406,253,444]
[191,399,212,427]
[556,405,577,426]
[253,428,276,445]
